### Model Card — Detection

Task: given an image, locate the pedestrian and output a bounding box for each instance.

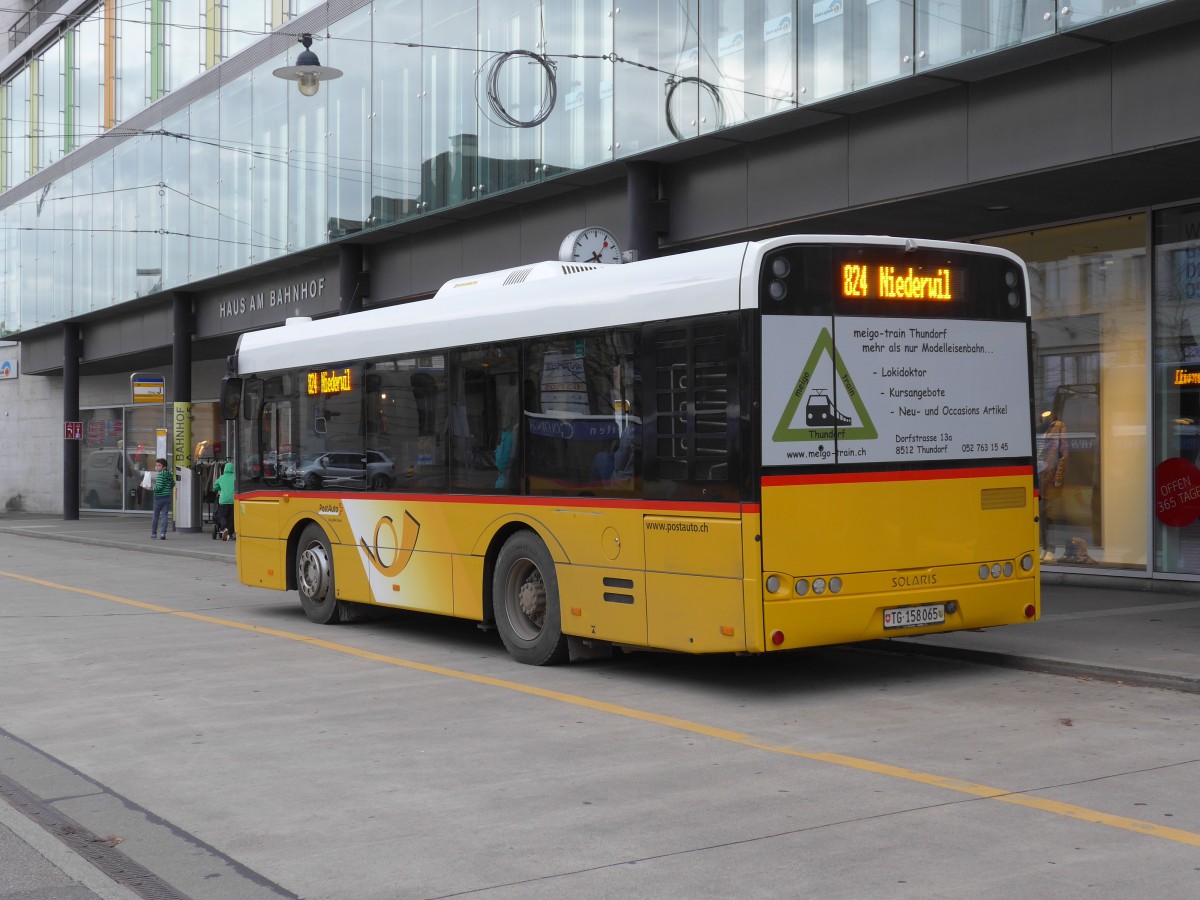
[213,460,236,541]
[150,458,174,540]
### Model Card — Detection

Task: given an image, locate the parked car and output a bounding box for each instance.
[288,450,395,491]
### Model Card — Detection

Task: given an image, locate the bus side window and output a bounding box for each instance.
[450,344,521,493]
[644,314,740,502]
[524,329,642,498]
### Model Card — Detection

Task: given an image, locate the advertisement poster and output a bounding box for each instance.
[762,315,1031,466]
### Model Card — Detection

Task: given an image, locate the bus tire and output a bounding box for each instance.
[493,532,569,665]
[296,523,343,625]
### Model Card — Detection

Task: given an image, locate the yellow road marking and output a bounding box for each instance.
[6,568,1200,848]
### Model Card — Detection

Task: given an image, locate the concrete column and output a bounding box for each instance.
[172,293,192,401]
[626,161,660,262]
[63,323,80,520]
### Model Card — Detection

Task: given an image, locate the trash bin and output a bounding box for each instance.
[174,465,202,532]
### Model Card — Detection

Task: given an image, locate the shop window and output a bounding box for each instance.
[1153,204,1200,574]
[985,216,1147,570]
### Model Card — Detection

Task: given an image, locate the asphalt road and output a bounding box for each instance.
[1,533,1198,899]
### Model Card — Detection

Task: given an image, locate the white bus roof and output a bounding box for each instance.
[234,235,1024,375]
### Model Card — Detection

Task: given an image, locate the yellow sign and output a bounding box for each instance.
[842,264,954,302]
[307,368,353,396]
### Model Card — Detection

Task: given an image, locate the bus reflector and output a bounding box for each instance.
[1024,605,1036,618]
[721,625,735,636]
[771,630,785,646]
[571,607,582,616]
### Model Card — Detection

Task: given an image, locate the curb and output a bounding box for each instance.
[0,525,234,565]
[860,640,1200,694]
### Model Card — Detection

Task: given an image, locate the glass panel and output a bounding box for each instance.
[77,8,103,144]
[167,0,204,92]
[861,0,913,89]
[136,128,163,297]
[74,162,94,312]
[614,0,696,153]
[450,343,521,493]
[1062,1,1163,29]
[985,217,1148,570]
[39,40,64,168]
[161,108,189,288]
[287,47,326,253]
[799,0,845,101]
[19,200,35,326]
[525,330,642,497]
[80,407,127,510]
[91,151,115,310]
[250,59,288,263]
[699,0,801,131]
[189,92,220,280]
[541,0,611,174]
[916,0,1053,72]
[478,1,546,194]
[219,72,252,272]
[1152,203,1200,574]
[9,69,29,186]
[116,0,148,122]
[0,207,12,335]
[326,8,372,237]
[42,174,74,320]
[422,0,480,211]
[112,138,139,302]
[365,354,449,491]
[372,0,423,225]
[126,406,166,511]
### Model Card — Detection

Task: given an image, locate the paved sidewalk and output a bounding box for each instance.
[0,511,1197,695]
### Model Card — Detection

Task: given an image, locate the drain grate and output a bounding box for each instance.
[0,771,193,899]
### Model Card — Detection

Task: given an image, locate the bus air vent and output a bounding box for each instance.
[981,487,1026,510]
[503,267,535,286]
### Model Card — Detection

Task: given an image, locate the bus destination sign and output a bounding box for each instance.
[841,263,958,302]
[307,368,353,396]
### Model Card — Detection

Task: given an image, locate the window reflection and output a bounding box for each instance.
[985,217,1148,570]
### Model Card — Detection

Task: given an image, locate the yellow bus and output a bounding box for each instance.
[220,235,1039,665]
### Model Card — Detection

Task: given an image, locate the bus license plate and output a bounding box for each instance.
[882,603,946,630]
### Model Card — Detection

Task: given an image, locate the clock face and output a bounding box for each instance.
[560,227,622,264]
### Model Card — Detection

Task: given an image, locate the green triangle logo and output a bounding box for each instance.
[773,327,878,442]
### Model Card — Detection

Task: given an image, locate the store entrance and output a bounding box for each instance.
[79,403,222,512]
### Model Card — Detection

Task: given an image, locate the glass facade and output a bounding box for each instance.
[1152,202,1200,575]
[0,0,1173,337]
[985,217,1149,571]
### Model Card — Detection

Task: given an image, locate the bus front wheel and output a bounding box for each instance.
[493,532,569,665]
[297,524,343,625]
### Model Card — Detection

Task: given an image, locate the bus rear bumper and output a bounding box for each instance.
[761,578,1038,651]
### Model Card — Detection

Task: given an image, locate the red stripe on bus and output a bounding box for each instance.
[762,465,1033,487]
[236,491,754,515]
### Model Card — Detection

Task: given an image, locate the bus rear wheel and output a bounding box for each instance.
[297,523,343,624]
[493,532,568,665]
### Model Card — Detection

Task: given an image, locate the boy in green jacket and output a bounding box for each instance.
[150,458,174,540]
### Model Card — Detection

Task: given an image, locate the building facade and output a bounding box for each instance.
[1,0,1200,581]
